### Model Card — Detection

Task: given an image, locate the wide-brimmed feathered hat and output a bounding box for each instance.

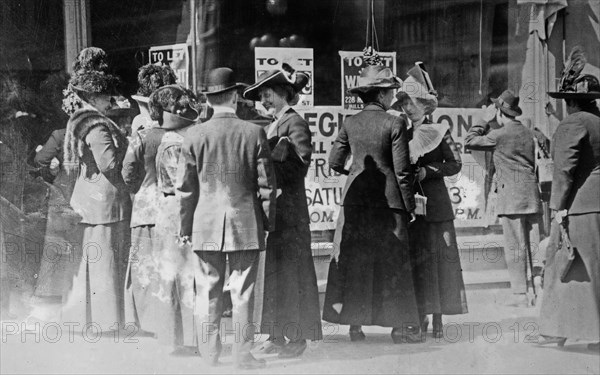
[243,63,309,101]
[348,65,402,94]
[149,85,199,129]
[548,46,600,100]
[203,67,248,95]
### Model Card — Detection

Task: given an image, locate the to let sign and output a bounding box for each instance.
[254,47,314,107]
[339,51,397,110]
[149,43,189,88]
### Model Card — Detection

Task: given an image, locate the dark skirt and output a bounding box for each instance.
[539,213,600,341]
[124,225,159,333]
[410,218,468,315]
[61,221,130,331]
[261,225,323,341]
[323,206,420,328]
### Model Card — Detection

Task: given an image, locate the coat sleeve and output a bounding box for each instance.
[421,131,462,181]
[256,128,277,231]
[176,136,199,238]
[86,125,126,187]
[465,119,498,150]
[34,130,62,166]
[121,132,145,193]
[328,123,350,175]
[549,118,586,211]
[273,115,312,186]
[391,116,416,212]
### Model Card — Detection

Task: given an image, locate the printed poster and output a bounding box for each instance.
[339,51,396,110]
[254,47,314,107]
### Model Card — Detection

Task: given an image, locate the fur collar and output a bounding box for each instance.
[64,108,128,169]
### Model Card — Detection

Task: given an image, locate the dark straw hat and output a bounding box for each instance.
[491,89,522,117]
[202,67,248,95]
[243,63,309,101]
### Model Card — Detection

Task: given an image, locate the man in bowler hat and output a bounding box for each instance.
[176,67,277,369]
[465,90,542,307]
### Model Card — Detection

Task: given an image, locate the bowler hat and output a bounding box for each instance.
[492,90,522,117]
[348,65,402,94]
[243,63,309,101]
[203,68,248,95]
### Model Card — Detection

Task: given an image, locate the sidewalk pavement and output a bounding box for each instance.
[1,288,598,374]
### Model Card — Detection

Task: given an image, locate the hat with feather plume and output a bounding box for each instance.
[548,46,600,99]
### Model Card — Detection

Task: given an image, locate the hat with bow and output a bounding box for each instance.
[243,63,309,101]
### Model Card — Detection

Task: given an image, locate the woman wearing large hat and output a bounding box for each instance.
[121,64,178,336]
[130,63,178,135]
[149,85,199,353]
[538,47,600,351]
[395,63,468,340]
[323,65,422,343]
[61,47,132,332]
[243,64,322,358]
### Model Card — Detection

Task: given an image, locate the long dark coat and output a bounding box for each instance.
[260,108,323,341]
[323,103,419,328]
[410,128,468,315]
[539,107,600,341]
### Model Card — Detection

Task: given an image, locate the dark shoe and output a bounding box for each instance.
[588,342,599,351]
[349,325,366,342]
[536,335,566,347]
[236,354,266,370]
[432,314,443,339]
[391,326,423,344]
[254,337,285,354]
[278,339,307,359]
[222,308,232,318]
[420,315,429,334]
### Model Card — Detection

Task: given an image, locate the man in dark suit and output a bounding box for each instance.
[176,68,277,370]
[465,90,541,306]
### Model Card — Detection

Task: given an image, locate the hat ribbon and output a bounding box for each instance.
[281,63,297,85]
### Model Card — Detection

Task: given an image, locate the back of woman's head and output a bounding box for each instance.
[148,85,196,121]
[137,64,177,97]
[72,47,109,74]
[357,89,382,104]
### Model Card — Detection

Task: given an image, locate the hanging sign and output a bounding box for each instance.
[254,47,314,107]
[339,51,396,110]
[149,43,189,88]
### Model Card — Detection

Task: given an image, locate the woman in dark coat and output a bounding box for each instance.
[323,65,421,344]
[395,64,468,340]
[539,51,600,351]
[243,64,322,358]
[60,50,132,331]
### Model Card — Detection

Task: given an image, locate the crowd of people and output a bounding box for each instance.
[1,44,598,369]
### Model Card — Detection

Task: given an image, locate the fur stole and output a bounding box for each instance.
[63,108,128,171]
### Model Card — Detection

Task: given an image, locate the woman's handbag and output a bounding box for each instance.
[414,171,427,216]
[557,220,577,282]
